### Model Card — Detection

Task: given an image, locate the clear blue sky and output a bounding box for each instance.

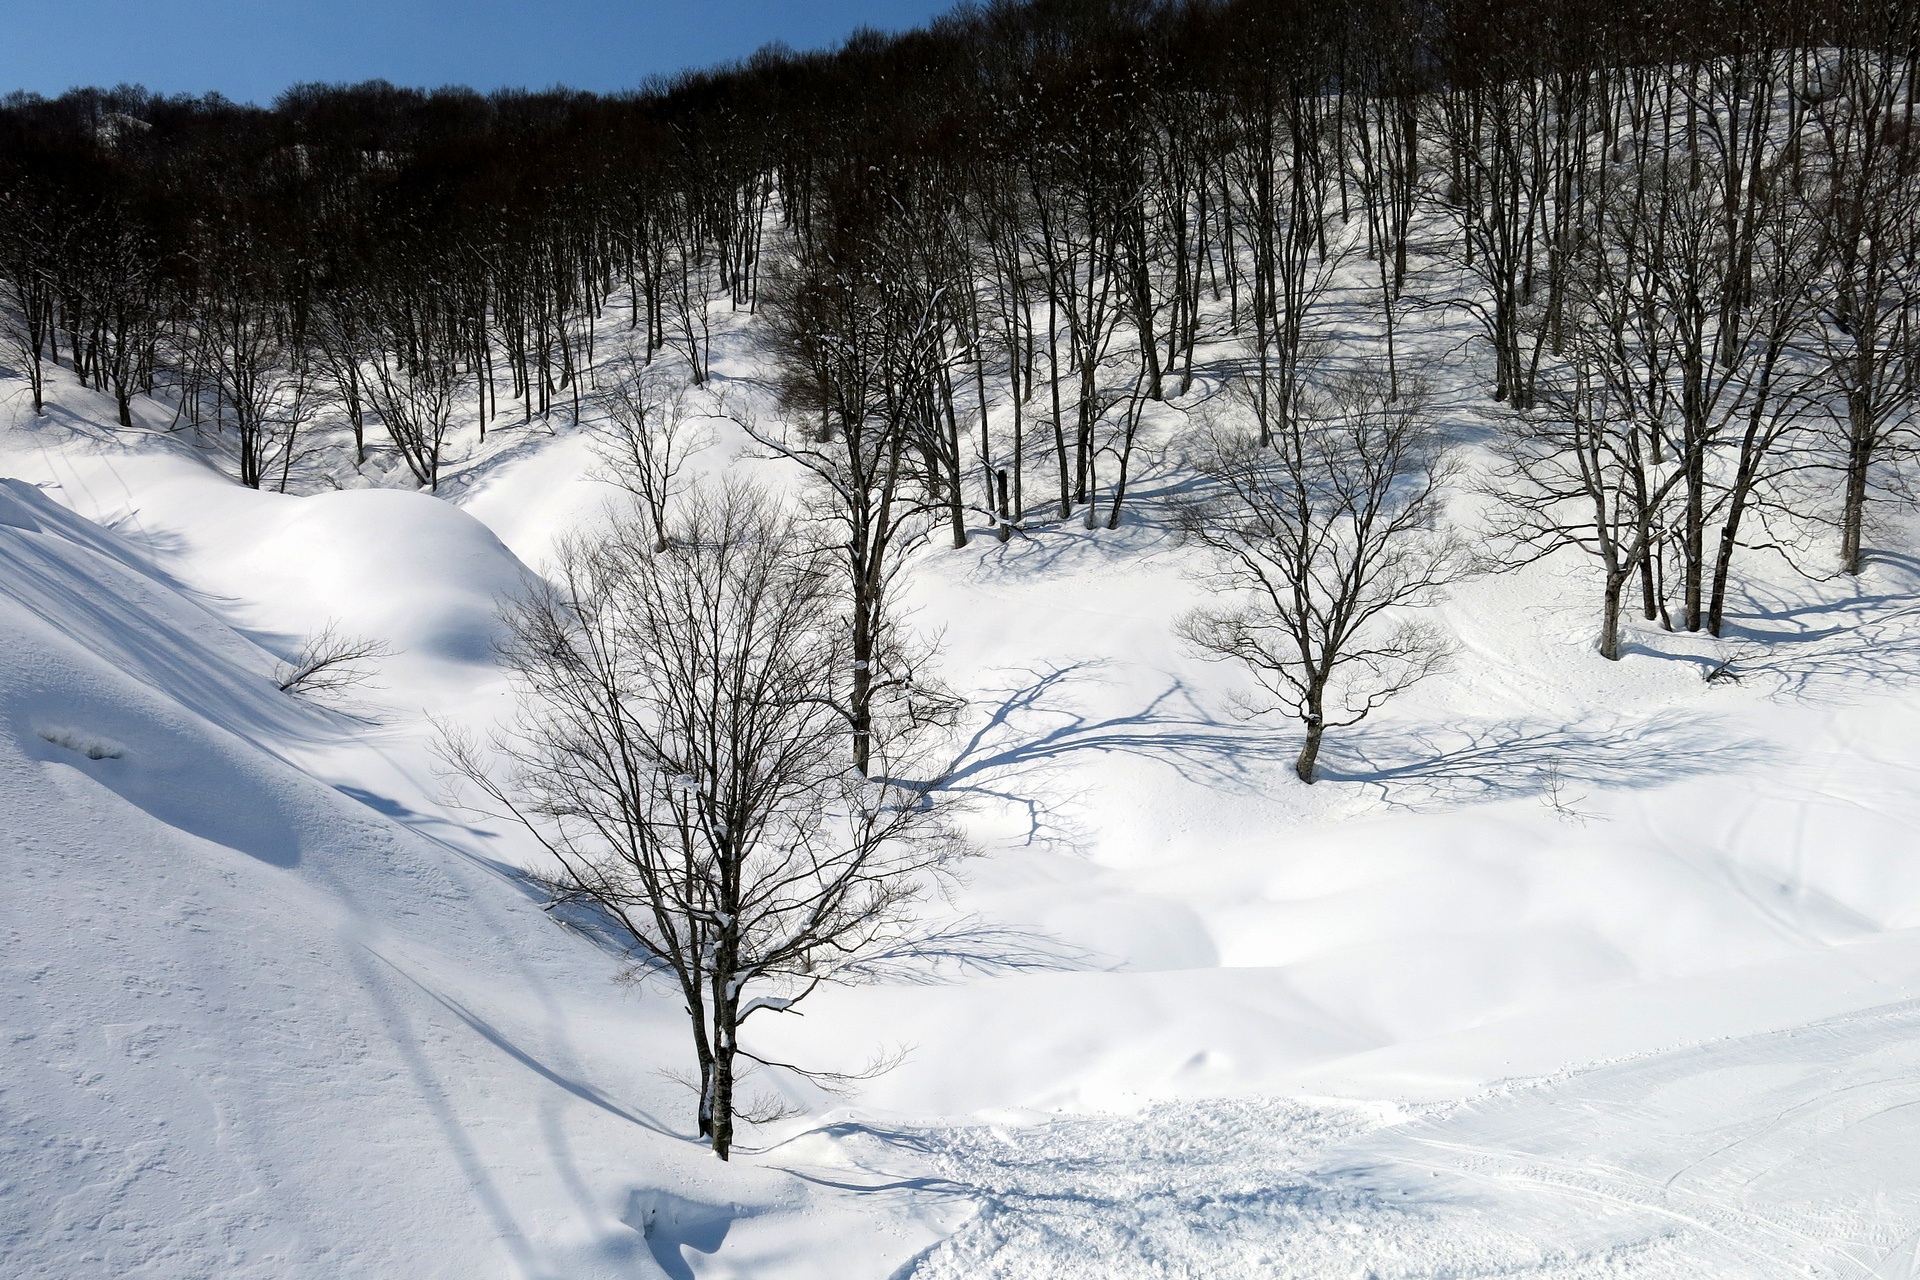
[0,1,960,104]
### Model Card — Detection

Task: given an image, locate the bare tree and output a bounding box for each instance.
[663,187,716,384]
[0,180,60,415]
[1806,40,1920,574]
[588,347,705,552]
[1430,39,1556,410]
[311,288,373,466]
[1496,83,1819,651]
[203,235,321,491]
[754,211,962,776]
[444,483,963,1160]
[275,623,393,699]
[1488,354,1686,660]
[1176,367,1459,783]
[360,290,463,491]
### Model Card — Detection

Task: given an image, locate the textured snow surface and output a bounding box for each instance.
[844,1000,1920,1278]
[10,311,1920,1277]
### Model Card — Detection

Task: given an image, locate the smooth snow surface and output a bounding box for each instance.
[10,298,1920,1278]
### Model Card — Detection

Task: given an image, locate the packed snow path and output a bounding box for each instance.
[816,1000,1920,1279]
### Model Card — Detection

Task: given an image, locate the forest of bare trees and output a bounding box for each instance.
[0,0,1908,616]
[6,0,1920,1150]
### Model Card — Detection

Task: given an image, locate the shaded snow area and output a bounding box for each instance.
[12,306,1920,1279]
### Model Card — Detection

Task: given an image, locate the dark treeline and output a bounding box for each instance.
[0,0,1916,625]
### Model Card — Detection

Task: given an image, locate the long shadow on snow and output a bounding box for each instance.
[959,480,1193,580]
[939,662,1766,825]
[372,952,682,1140]
[1321,708,1772,808]
[334,781,663,968]
[1710,552,1920,701]
[933,662,1297,855]
[0,479,354,757]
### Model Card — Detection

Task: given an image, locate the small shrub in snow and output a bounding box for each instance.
[274,624,393,700]
[36,726,124,760]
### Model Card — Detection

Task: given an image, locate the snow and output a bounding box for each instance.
[8,277,1920,1277]
[0,403,943,1279]
[831,1001,1920,1279]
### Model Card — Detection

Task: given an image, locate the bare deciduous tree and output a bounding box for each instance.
[754,217,962,775]
[204,231,321,491]
[0,179,59,415]
[1487,355,1687,661]
[1176,367,1459,783]
[588,347,704,552]
[444,483,964,1160]
[1807,41,1920,574]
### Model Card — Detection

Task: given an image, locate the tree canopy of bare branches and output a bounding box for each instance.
[444,483,964,1159]
[588,345,705,552]
[1177,367,1461,782]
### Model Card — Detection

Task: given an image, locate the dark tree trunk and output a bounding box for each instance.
[1600,569,1627,661]
[1295,712,1324,783]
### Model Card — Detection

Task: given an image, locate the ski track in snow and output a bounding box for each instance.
[817,1000,1920,1279]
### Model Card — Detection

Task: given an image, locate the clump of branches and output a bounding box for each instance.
[1176,366,1462,783]
[274,622,394,700]
[443,481,967,1160]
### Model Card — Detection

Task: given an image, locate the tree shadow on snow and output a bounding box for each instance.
[1712,553,1920,702]
[620,1190,743,1280]
[1322,709,1773,808]
[940,661,1769,823]
[934,661,1301,852]
[375,956,683,1140]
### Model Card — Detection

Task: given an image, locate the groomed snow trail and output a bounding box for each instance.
[832,999,1920,1279]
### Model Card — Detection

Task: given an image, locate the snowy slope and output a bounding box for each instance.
[10,279,1920,1278]
[0,418,944,1278]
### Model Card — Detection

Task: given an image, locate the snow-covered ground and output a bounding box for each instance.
[8,266,1920,1278]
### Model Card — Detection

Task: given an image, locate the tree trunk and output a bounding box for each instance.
[1295,714,1324,783]
[1708,493,1747,638]
[1682,451,1706,631]
[709,1040,735,1161]
[1841,402,1873,574]
[1600,569,1626,661]
[1050,293,1069,518]
[941,380,968,549]
[850,586,873,777]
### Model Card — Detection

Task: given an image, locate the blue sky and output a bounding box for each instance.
[0,1,958,104]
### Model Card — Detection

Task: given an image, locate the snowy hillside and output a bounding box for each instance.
[9,258,1920,1280]
[0,394,950,1278]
